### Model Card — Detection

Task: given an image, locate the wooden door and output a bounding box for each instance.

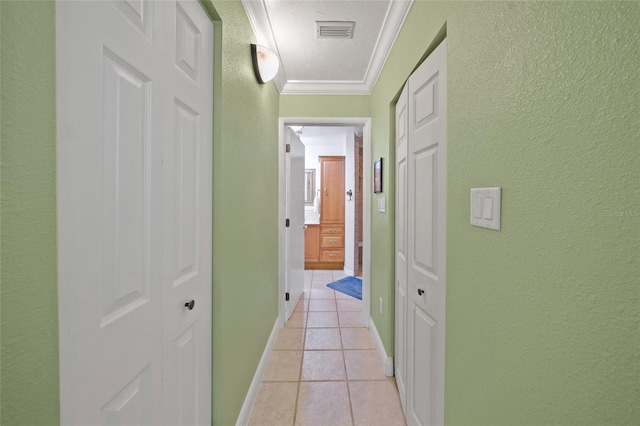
[406,39,447,426]
[56,1,213,423]
[395,82,409,413]
[320,156,345,223]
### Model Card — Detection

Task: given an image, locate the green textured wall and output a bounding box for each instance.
[371,1,640,424]
[0,1,60,425]
[279,94,369,117]
[210,1,280,425]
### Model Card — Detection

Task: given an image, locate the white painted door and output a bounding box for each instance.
[395,82,409,414]
[406,39,447,426]
[285,129,306,320]
[161,2,213,425]
[56,1,213,424]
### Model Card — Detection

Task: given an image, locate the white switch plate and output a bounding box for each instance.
[377,197,386,213]
[470,187,501,230]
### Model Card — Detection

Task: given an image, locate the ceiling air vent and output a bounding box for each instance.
[316,21,355,39]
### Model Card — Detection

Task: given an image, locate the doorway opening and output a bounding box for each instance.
[278,117,372,329]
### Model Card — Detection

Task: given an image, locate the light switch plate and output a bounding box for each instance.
[470,187,501,230]
[378,197,386,213]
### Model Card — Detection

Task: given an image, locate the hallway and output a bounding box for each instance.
[248,270,406,426]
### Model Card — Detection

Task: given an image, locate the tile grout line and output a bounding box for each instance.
[334,285,356,426]
[292,270,314,426]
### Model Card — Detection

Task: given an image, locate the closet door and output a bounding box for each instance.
[57,1,213,423]
[161,2,213,424]
[395,83,409,413]
[405,39,447,426]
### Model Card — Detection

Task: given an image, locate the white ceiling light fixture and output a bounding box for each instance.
[251,44,280,84]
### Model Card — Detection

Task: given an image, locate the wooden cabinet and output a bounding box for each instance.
[317,156,345,269]
[320,224,344,263]
[304,225,319,263]
[304,156,345,270]
[320,156,345,223]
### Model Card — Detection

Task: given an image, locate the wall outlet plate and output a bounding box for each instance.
[470,187,501,230]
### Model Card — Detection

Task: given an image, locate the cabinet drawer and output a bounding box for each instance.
[321,235,344,248]
[320,249,344,262]
[320,224,344,235]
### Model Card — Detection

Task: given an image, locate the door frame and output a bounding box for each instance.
[278,117,372,328]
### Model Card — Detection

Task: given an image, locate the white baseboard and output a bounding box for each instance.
[369,316,394,376]
[235,319,280,426]
[343,268,354,277]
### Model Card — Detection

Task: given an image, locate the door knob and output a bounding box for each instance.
[185,300,195,310]
[417,289,424,296]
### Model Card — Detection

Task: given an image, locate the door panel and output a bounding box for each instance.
[173,324,198,425]
[286,129,306,319]
[101,366,152,425]
[395,83,409,412]
[405,38,447,426]
[407,304,436,426]
[162,1,213,424]
[101,48,152,325]
[57,2,164,423]
[173,100,200,285]
[412,146,437,276]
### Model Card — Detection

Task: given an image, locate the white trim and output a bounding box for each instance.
[361,121,372,328]
[343,268,355,277]
[362,0,413,92]
[235,319,280,426]
[281,81,372,96]
[240,0,413,95]
[278,117,372,330]
[277,122,287,328]
[369,316,394,377]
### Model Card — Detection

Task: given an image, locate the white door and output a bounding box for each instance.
[406,39,447,426]
[285,129,306,320]
[395,83,409,413]
[56,1,213,424]
[161,2,213,424]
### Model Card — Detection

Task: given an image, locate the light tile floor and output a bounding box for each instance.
[248,270,406,426]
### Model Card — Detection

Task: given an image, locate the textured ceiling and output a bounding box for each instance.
[242,0,413,94]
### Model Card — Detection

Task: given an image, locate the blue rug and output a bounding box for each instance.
[327,276,362,300]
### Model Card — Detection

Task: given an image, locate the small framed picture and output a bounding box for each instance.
[373,158,383,193]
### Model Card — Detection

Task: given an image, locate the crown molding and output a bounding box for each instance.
[362,0,413,92]
[281,80,371,95]
[241,0,413,95]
